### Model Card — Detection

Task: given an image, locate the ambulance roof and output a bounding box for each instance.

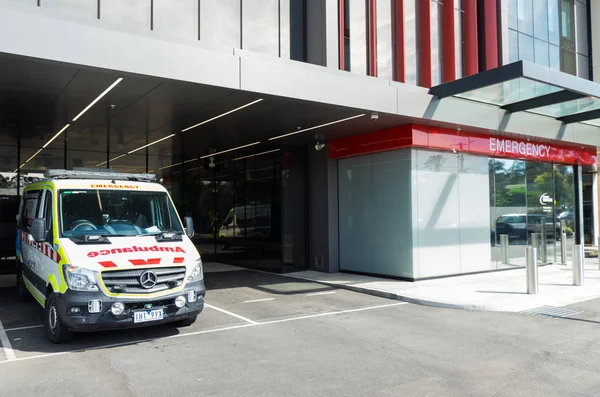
[23,169,167,193]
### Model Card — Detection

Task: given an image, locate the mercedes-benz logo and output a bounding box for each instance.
[139,271,158,289]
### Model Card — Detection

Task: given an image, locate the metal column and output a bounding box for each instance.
[573,244,584,286]
[561,220,567,265]
[531,233,540,262]
[573,164,585,285]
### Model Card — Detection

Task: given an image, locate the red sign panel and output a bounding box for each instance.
[328,124,597,165]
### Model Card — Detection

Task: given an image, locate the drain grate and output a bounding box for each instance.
[520,306,582,318]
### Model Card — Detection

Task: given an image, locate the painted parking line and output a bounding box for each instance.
[306,291,337,297]
[0,318,16,361]
[205,303,258,324]
[5,325,43,332]
[244,298,275,303]
[0,301,407,365]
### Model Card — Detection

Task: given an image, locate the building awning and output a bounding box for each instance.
[429,61,600,126]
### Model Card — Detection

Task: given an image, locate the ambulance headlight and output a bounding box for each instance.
[187,259,203,283]
[64,265,99,292]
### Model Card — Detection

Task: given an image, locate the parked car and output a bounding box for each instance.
[495,213,559,242]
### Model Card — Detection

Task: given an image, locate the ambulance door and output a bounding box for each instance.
[19,189,43,290]
[37,189,57,285]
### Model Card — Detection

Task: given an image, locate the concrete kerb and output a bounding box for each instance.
[276,272,512,312]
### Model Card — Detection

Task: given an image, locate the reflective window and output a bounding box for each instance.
[376,0,393,80]
[242,0,278,56]
[404,0,418,84]
[42,0,98,18]
[349,0,367,75]
[508,0,518,29]
[430,1,443,85]
[153,0,198,40]
[549,44,560,69]
[518,33,534,62]
[100,0,151,30]
[517,0,533,36]
[548,0,560,44]
[200,0,240,48]
[561,48,576,75]
[533,0,548,40]
[534,39,549,66]
[509,29,519,63]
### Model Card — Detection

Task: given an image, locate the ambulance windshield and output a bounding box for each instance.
[59,189,183,237]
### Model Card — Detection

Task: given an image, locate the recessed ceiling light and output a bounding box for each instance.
[181,99,263,133]
[72,78,123,121]
[199,142,261,159]
[234,149,280,161]
[269,114,366,141]
[128,133,176,154]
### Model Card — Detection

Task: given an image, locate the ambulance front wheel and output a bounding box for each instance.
[45,292,74,344]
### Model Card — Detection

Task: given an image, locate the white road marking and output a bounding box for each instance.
[0,318,17,361]
[244,298,275,303]
[0,301,408,365]
[5,325,43,332]
[205,303,258,324]
[306,291,337,297]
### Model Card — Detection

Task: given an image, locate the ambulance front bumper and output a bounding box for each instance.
[56,281,205,331]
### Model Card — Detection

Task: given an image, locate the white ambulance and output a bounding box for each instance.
[15,169,205,343]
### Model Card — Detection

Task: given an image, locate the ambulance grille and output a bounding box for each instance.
[100,267,186,294]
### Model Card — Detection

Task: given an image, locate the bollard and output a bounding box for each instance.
[526,247,538,294]
[561,231,567,265]
[531,233,540,262]
[572,244,584,286]
[540,221,547,263]
[500,234,509,264]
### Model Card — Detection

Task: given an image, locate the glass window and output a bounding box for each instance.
[533,0,549,40]
[517,0,534,36]
[508,0,518,29]
[534,39,549,66]
[42,0,98,18]
[549,44,560,69]
[200,0,240,48]
[509,29,519,63]
[20,190,42,231]
[454,9,464,78]
[404,0,418,84]
[100,0,151,30]
[561,48,576,75]
[376,0,393,80]
[153,0,198,40]
[242,0,278,56]
[349,0,367,75]
[59,189,182,237]
[548,0,560,44]
[518,33,534,62]
[430,1,443,85]
[574,0,588,56]
[43,190,53,238]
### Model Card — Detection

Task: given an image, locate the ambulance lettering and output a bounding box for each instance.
[87,246,186,257]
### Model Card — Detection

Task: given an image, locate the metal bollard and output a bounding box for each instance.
[531,233,540,262]
[540,221,547,264]
[500,234,509,264]
[561,231,567,265]
[572,244,584,286]
[526,247,538,294]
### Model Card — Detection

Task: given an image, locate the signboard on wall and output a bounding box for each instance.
[328,124,597,166]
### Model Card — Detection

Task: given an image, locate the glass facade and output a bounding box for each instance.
[338,147,578,279]
[507,0,589,78]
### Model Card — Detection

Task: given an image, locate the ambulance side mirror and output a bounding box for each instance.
[31,218,46,242]
[184,217,194,238]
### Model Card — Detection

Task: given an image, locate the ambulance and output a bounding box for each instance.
[15,169,205,343]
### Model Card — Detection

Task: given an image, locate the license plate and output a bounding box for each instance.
[133,309,164,323]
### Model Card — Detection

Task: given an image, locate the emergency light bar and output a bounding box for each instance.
[45,169,157,182]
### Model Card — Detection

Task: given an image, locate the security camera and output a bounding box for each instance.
[370,112,379,121]
[315,142,326,151]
